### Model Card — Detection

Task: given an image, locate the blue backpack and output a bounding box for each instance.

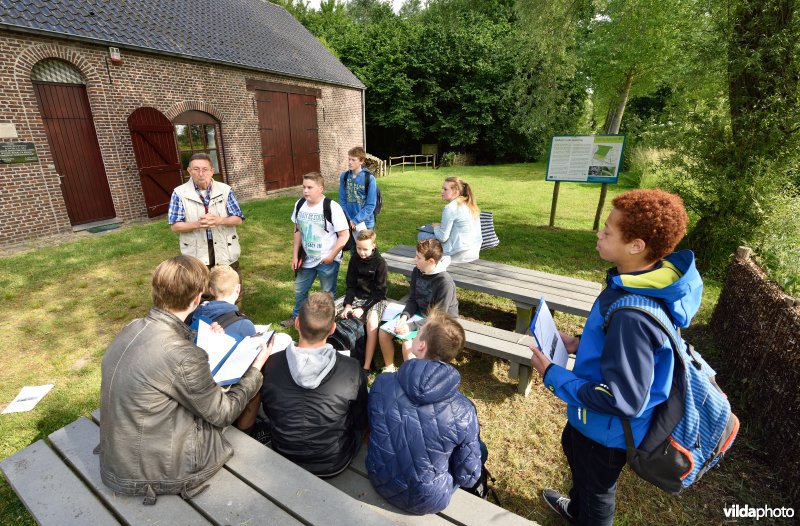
[604,295,740,495]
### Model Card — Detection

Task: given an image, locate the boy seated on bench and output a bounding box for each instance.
[377,238,458,370]
[191,264,270,439]
[260,292,368,477]
[366,308,484,515]
[192,264,255,340]
[99,255,271,503]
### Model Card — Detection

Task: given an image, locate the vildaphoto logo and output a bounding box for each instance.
[723,504,795,520]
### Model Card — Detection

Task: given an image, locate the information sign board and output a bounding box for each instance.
[545,135,625,183]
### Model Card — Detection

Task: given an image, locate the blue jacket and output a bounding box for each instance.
[543,250,703,449]
[366,359,482,515]
[191,300,256,341]
[338,168,377,229]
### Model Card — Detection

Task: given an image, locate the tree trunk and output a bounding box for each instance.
[603,69,635,134]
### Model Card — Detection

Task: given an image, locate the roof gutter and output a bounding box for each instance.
[0,24,367,91]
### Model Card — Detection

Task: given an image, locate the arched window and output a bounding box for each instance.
[31,59,86,84]
[173,111,226,183]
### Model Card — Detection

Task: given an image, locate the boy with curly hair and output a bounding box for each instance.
[531,189,704,525]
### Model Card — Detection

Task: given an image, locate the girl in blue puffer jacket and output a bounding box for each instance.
[366,309,483,515]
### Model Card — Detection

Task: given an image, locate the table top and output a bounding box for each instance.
[383,245,601,317]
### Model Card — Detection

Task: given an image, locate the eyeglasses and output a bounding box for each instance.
[189,167,213,174]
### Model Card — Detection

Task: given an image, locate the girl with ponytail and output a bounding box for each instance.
[418,176,483,263]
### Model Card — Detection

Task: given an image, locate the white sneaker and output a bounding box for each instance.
[381,364,397,373]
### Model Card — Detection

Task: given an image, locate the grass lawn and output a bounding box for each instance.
[0,162,789,524]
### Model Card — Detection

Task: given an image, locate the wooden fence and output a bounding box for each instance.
[387,154,436,175]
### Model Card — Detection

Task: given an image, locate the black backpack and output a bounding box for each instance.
[294,196,333,232]
[462,466,501,505]
[327,317,367,366]
[213,310,251,329]
[293,197,335,271]
[344,170,382,217]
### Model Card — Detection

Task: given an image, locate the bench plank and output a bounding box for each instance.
[191,468,302,525]
[0,440,120,526]
[48,417,210,525]
[346,448,538,526]
[327,469,453,525]
[223,427,392,526]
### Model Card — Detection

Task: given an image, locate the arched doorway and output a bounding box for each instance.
[31,59,116,226]
[127,107,182,217]
[172,111,227,184]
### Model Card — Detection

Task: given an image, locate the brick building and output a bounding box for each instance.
[0,0,366,246]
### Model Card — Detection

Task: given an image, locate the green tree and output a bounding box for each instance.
[670,0,800,272]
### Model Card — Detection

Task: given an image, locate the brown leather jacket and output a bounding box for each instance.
[99,308,262,500]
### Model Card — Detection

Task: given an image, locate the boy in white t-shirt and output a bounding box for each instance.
[281,172,350,328]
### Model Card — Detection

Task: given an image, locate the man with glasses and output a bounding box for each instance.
[168,153,244,286]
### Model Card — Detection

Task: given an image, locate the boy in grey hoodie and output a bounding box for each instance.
[260,292,368,477]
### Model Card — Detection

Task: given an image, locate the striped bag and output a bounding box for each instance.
[604,295,740,494]
[480,211,500,250]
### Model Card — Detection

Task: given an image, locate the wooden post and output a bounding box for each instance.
[414,155,417,171]
[593,183,608,231]
[549,181,561,227]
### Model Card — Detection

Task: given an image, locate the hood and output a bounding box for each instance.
[426,255,451,275]
[285,342,337,389]
[609,250,703,328]
[192,300,238,323]
[397,359,461,405]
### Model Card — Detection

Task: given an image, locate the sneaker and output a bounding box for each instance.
[381,364,397,374]
[248,420,271,446]
[542,488,574,523]
[366,371,378,389]
[279,316,296,329]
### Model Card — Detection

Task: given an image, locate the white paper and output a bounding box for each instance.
[3,384,54,414]
[381,302,406,322]
[530,297,570,368]
[213,334,265,385]
[196,320,237,370]
[337,350,351,357]
[271,332,294,353]
[355,222,367,232]
[254,324,272,334]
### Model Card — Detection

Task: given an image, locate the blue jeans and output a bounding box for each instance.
[416,224,436,241]
[562,423,627,526]
[292,261,340,317]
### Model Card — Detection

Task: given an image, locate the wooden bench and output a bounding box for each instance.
[459,318,539,396]
[383,245,602,333]
[1,410,539,525]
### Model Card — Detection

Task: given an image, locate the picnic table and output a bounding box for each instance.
[1,409,539,526]
[383,245,602,333]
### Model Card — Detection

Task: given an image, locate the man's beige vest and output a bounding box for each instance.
[173,180,241,266]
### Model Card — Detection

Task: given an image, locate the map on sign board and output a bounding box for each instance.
[545,135,625,183]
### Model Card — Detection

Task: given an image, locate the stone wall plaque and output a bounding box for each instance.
[0,142,39,164]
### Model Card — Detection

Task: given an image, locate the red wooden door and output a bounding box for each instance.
[288,93,320,184]
[256,89,320,190]
[256,91,294,190]
[127,107,183,217]
[33,82,116,225]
